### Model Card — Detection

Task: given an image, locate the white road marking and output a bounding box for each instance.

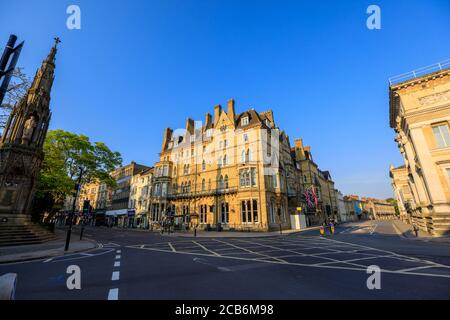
[392,222,406,238]
[116,250,121,254]
[168,242,176,252]
[104,242,120,247]
[235,238,368,268]
[115,255,121,260]
[114,261,121,267]
[111,271,120,281]
[213,239,288,263]
[44,248,115,264]
[108,288,119,300]
[193,241,220,256]
[126,235,450,279]
[127,245,450,279]
[397,265,436,273]
[370,224,378,235]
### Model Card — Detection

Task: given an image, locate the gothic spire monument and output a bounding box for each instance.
[0,38,59,228]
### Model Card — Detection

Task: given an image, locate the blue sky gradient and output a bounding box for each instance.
[1,0,449,198]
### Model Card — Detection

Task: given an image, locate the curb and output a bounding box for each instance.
[0,238,100,264]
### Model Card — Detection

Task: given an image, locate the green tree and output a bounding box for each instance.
[386,198,400,216]
[35,129,122,215]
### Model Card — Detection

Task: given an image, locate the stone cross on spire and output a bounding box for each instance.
[54,37,61,48]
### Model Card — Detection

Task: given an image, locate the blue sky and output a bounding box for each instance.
[1,0,449,199]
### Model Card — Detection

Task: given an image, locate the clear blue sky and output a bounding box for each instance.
[1,0,449,199]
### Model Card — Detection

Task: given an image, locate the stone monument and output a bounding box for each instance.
[0,38,59,227]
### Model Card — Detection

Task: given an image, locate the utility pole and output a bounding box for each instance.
[65,167,84,251]
[0,35,24,106]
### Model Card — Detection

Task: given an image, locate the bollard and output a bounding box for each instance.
[0,273,17,300]
[320,227,325,236]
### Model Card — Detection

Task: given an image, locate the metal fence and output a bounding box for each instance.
[389,59,450,86]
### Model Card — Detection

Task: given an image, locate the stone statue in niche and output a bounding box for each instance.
[21,115,38,145]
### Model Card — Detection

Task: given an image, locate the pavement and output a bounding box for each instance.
[0,220,449,299]
[390,219,450,242]
[0,230,98,264]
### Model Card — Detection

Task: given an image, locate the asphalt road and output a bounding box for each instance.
[1,220,450,300]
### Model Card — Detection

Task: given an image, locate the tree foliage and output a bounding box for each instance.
[386,198,400,216]
[0,68,30,129]
[36,130,122,209]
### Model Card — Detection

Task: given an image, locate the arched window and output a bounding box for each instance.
[224,175,229,189]
[241,150,246,163]
[201,179,205,191]
[202,160,206,171]
[219,175,224,189]
[246,149,250,162]
[223,155,227,166]
[173,166,177,176]
[187,181,191,192]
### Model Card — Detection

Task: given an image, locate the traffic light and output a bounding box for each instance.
[82,200,90,215]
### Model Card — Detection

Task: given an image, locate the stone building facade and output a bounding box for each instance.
[292,139,338,226]
[389,65,450,235]
[129,167,154,228]
[77,182,108,212]
[149,99,339,231]
[390,165,415,223]
[336,190,356,222]
[361,198,397,220]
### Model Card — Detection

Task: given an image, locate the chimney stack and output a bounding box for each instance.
[205,112,212,129]
[213,104,222,127]
[227,99,235,125]
[186,118,195,135]
[161,128,173,152]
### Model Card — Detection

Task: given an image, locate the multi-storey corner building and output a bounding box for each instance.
[389,62,450,235]
[149,99,339,231]
[292,139,338,226]
[129,167,154,228]
[106,161,151,227]
[78,182,108,212]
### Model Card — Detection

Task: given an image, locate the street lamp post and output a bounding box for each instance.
[0,34,24,106]
[65,167,84,252]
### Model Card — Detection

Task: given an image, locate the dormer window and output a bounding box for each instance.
[241,116,249,126]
